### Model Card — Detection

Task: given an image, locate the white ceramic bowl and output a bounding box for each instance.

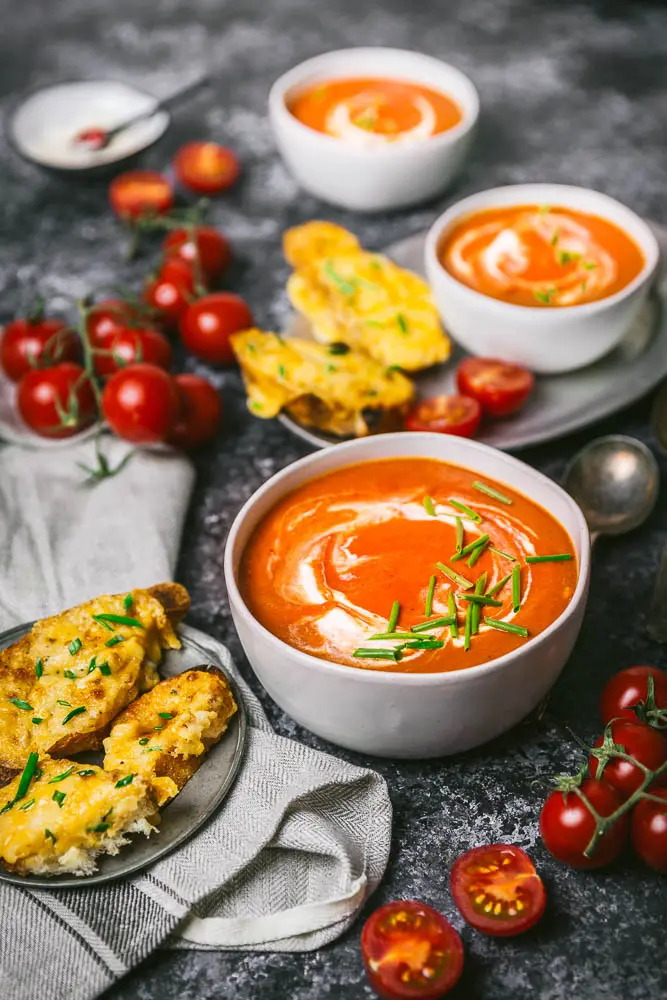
[424,183,660,374]
[225,432,590,759]
[268,48,479,212]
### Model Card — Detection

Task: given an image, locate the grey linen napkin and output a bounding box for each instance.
[0,436,392,1000]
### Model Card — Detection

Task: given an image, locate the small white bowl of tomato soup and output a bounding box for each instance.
[424,183,660,374]
[224,432,590,759]
[269,48,479,212]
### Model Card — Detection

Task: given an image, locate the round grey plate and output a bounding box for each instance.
[279,220,667,452]
[0,623,247,888]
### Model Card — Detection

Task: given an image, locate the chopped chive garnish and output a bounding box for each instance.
[8,698,33,711]
[424,576,436,617]
[526,554,573,563]
[473,481,513,505]
[115,774,134,788]
[87,657,97,674]
[105,635,125,647]
[455,516,463,554]
[489,546,516,562]
[467,539,489,568]
[99,663,111,676]
[78,769,95,776]
[449,499,481,523]
[48,767,74,784]
[102,808,113,822]
[31,717,43,725]
[45,828,57,843]
[52,790,66,808]
[68,638,82,656]
[403,639,445,650]
[461,594,503,607]
[154,725,164,732]
[89,823,110,834]
[397,313,408,333]
[512,564,521,613]
[15,752,39,803]
[328,342,350,355]
[62,706,86,725]
[464,604,473,651]
[19,799,35,811]
[0,802,12,815]
[138,737,150,746]
[353,648,402,661]
[141,747,163,754]
[453,534,490,561]
[486,574,511,598]
[324,261,356,296]
[64,670,76,679]
[388,600,400,633]
[410,617,453,633]
[435,562,473,589]
[57,700,71,707]
[423,495,437,517]
[370,632,413,641]
[94,613,144,629]
[158,712,174,720]
[485,618,529,637]
[471,572,487,635]
[448,592,458,639]
[124,593,133,611]
[35,658,43,679]
[93,616,115,632]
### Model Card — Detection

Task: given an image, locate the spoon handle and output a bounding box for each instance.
[646,541,667,642]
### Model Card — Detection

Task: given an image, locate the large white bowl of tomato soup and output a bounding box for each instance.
[424,184,660,374]
[269,48,479,212]
[224,432,590,758]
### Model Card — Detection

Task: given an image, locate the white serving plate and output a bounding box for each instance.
[279,221,667,452]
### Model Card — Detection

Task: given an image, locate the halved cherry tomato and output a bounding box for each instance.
[588,720,667,799]
[86,298,142,342]
[405,395,481,437]
[143,259,197,327]
[101,363,178,445]
[600,666,667,728]
[173,142,240,195]
[631,787,667,872]
[17,363,97,439]
[169,374,222,449]
[109,170,174,219]
[163,226,231,284]
[540,778,627,868]
[450,844,546,937]
[179,292,253,365]
[361,900,463,1000]
[456,358,534,418]
[91,326,172,378]
[1,314,79,382]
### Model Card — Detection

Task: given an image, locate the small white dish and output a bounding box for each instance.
[269,48,479,212]
[225,432,590,759]
[424,183,660,374]
[9,80,170,173]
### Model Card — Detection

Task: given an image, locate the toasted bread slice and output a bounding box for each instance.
[103,666,237,806]
[0,755,157,877]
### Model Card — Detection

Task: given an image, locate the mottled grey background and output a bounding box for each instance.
[2,1,667,998]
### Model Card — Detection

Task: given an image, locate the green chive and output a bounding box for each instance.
[99,663,111,676]
[48,767,74,784]
[464,604,473,651]
[124,593,133,611]
[15,752,39,803]
[19,799,35,811]
[31,717,43,725]
[35,658,43,679]
[424,495,437,517]
[388,600,400,633]
[105,635,125,647]
[68,638,82,656]
[0,802,12,815]
[115,774,134,788]
[370,632,413,641]
[435,562,473,590]
[89,823,109,834]
[489,546,516,562]
[461,594,503,607]
[141,747,163,754]
[278,364,286,378]
[8,698,33,711]
[57,700,71,707]
[526,554,573,563]
[328,343,350,355]
[397,313,408,334]
[94,617,115,632]
[471,572,487,635]
[448,592,458,639]
[62,706,86,725]
[78,769,95,776]
[512,564,521,613]
[64,670,76,679]
[486,574,511,598]
[453,534,490,561]
[138,737,150,746]
[87,657,97,674]
[45,828,56,843]
[473,481,513,505]
[94,613,144,629]
[324,261,356,296]
[485,618,529,637]
[424,576,436,617]
[410,617,453,633]
[449,499,481,523]
[158,712,174,720]
[102,808,113,822]
[52,790,66,808]
[154,724,164,732]
[455,516,463,554]
[467,539,489,568]
[403,639,444,650]
[352,648,402,661]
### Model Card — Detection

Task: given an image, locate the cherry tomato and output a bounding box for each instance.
[179,292,253,365]
[86,298,140,342]
[169,374,222,449]
[361,900,463,1000]
[540,778,627,869]
[600,666,667,727]
[17,363,96,439]
[173,142,240,195]
[102,363,179,445]
[91,326,172,378]
[143,259,196,327]
[456,358,535,418]
[163,226,231,284]
[1,315,79,382]
[631,787,667,873]
[450,844,546,937]
[109,170,174,219]
[588,720,667,799]
[405,395,481,437]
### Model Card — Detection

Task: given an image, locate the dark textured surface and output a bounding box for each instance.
[2,1,667,997]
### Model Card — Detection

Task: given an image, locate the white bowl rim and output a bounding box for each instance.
[224,432,590,688]
[269,47,480,157]
[425,182,661,316]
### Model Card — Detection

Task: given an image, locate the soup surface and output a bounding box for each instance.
[439,205,645,307]
[289,77,462,146]
[240,458,578,674]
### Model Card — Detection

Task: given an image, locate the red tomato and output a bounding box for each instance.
[169,374,222,449]
[361,900,463,1000]
[17,363,96,439]
[143,259,196,327]
[91,326,172,378]
[540,778,627,869]
[600,666,667,727]
[173,142,240,195]
[1,316,79,382]
[456,358,535,418]
[450,844,546,937]
[109,170,174,219]
[86,298,139,342]
[631,787,667,873]
[588,720,667,799]
[102,364,178,445]
[405,395,481,437]
[179,292,253,365]
[163,226,231,284]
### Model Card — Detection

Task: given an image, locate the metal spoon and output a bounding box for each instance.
[564,435,659,546]
[646,383,667,640]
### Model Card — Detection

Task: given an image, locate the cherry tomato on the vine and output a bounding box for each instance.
[163,226,231,284]
[86,298,142,342]
[173,142,240,195]
[109,170,174,219]
[179,292,253,365]
[361,900,464,1000]
[101,363,178,445]
[1,314,79,382]
[405,395,481,437]
[91,326,172,378]
[456,358,535,418]
[450,844,546,936]
[600,666,667,727]
[539,778,627,869]
[588,720,667,799]
[168,374,222,449]
[17,363,97,439]
[631,787,667,873]
[143,259,197,327]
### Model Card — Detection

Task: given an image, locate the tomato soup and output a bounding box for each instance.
[289,77,462,146]
[240,458,577,674]
[439,205,645,307]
